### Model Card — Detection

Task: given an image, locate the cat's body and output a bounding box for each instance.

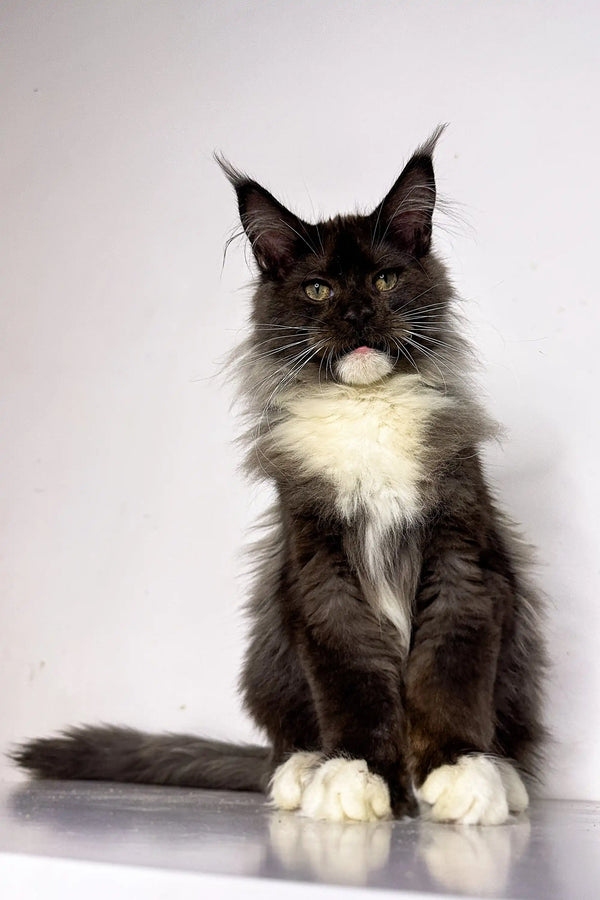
[13,131,546,825]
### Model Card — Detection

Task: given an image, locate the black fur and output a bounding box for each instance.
[11,726,270,791]
[12,130,546,818]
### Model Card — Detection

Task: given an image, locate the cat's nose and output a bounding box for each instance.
[341,302,375,328]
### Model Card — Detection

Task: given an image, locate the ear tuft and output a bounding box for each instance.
[413,123,447,160]
[214,152,248,190]
[371,125,447,257]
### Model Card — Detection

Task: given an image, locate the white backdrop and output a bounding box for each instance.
[2,0,599,800]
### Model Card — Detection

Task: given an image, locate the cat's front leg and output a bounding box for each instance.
[270,517,414,822]
[406,519,528,825]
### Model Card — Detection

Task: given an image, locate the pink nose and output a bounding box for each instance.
[353,346,372,354]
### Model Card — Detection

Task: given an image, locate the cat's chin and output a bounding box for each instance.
[335,348,394,386]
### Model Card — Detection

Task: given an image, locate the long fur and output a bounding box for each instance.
[12,132,547,822]
[11,726,270,791]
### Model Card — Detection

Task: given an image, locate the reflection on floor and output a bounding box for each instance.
[1,781,598,898]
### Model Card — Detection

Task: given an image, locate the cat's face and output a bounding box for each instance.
[221,129,454,391]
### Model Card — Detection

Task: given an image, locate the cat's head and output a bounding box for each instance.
[220,127,461,395]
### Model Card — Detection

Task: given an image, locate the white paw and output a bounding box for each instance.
[269,752,323,811]
[300,758,392,823]
[496,760,529,813]
[418,756,525,825]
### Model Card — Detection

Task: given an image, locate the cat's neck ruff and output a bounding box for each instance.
[271,372,454,528]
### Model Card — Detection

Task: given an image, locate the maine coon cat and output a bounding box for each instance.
[13,129,546,825]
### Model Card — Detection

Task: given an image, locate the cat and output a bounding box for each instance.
[12,128,546,825]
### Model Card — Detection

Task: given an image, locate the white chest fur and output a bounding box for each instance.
[268,375,454,649]
[272,374,451,528]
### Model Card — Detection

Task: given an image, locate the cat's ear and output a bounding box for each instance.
[371,125,445,257]
[216,155,313,278]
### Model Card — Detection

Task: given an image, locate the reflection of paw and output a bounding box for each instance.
[270,752,323,811]
[418,817,531,894]
[418,756,527,825]
[269,812,392,885]
[300,758,391,823]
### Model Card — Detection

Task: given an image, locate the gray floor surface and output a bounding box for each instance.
[0,780,599,898]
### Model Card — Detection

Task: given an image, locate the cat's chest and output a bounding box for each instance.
[271,378,450,527]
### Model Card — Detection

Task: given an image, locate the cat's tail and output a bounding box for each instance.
[10,725,271,792]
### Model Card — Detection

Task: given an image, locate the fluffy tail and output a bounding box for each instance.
[11,725,271,792]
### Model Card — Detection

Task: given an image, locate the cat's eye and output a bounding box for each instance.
[374,271,398,292]
[303,281,333,302]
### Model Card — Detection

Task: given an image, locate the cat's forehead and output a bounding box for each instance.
[315,214,379,275]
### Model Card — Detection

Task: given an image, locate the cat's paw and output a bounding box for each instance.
[269,751,323,811]
[495,760,529,813]
[300,758,392,823]
[417,756,527,825]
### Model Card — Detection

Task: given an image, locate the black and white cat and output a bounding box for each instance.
[13,130,546,825]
